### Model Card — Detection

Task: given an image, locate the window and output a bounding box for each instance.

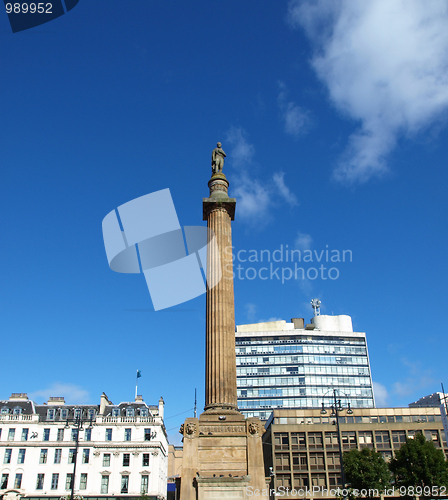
[275,432,290,450]
[84,428,92,441]
[123,453,130,466]
[103,454,111,467]
[71,429,78,441]
[47,409,55,420]
[309,453,325,470]
[140,408,148,417]
[4,449,12,464]
[142,453,149,466]
[145,428,152,441]
[292,453,307,470]
[342,431,357,448]
[308,432,323,449]
[105,428,112,441]
[1,407,9,415]
[65,474,73,491]
[101,475,109,494]
[51,473,59,490]
[21,428,29,441]
[54,448,62,464]
[61,409,68,420]
[57,428,64,441]
[112,408,120,417]
[17,448,26,464]
[82,449,90,464]
[80,473,87,490]
[13,407,22,415]
[74,408,81,419]
[358,431,374,448]
[43,428,50,441]
[68,449,76,464]
[88,409,95,420]
[8,428,15,441]
[39,449,48,464]
[121,475,129,494]
[1,474,9,489]
[36,473,44,490]
[141,475,149,494]
[392,431,406,448]
[126,407,134,417]
[125,428,132,441]
[375,431,391,449]
[14,473,22,489]
[275,453,290,471]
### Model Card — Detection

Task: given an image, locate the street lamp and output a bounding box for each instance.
[64,415,93,500]
[320,389,353,490]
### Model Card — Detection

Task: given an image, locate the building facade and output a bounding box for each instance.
[236,314,375,420]
[263,406,448,498]
[0,393,168,500]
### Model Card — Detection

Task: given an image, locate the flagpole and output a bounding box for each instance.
[135,370,141,400]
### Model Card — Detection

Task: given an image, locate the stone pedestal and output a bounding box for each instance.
[180,413,266,500]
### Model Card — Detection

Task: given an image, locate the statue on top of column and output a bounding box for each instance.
[211,142,226,174]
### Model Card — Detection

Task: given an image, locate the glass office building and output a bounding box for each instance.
[236,314,375,420]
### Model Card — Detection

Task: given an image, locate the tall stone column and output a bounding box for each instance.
[203,173,237,412]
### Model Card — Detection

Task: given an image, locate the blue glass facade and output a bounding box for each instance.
[235,317,375,420]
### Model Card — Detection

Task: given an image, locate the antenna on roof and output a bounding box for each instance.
[311,298,321,316]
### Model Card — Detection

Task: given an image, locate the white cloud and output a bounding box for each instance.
[29,383,90,404]
[288,0,448,183]
[226,127,298,224]
[372,381,389,407]
[245,303,257,322]
[278,82,311,137]
[295,231,313,251]
[392,358,435,398]
[273,172,298,206]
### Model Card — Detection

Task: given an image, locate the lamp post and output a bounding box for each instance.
[320,389,353,490]
[64,415,93,500]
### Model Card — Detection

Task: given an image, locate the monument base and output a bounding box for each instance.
[180,411,268,499]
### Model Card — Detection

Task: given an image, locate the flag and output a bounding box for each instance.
[137,370,142,378]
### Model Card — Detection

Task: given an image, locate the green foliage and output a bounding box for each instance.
[389,432,448,490]
[343,447,391,496]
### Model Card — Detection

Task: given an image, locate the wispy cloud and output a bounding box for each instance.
[226,127,298,224]
[245,303,257,322]
[295,231,313,251]
[288,0,448,184]
[373,381,389,407]
[392,358,435,399]
[278,81,311,138]
[273,172,298,207]
[29,383,90,404]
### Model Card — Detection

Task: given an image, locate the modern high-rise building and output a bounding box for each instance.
[236,313,375,420]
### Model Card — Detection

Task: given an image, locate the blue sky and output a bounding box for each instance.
[1,0,447,446]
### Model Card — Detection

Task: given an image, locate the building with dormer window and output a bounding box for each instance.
[0,392,168,500]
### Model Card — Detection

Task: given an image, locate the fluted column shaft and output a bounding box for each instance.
[203,175,237,411]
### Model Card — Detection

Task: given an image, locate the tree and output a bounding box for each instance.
[343,448,391,496]
[389,432,448,493]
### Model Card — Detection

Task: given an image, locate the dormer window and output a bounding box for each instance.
[13,407,22,415]
[60,409,68,420]
[125,407,134,417]
[88,409,95,420]
[1,407,10,415]
[74,408,81,419]
[112,408,120,417]
[47,409,55,420]
[140,408,148,417]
